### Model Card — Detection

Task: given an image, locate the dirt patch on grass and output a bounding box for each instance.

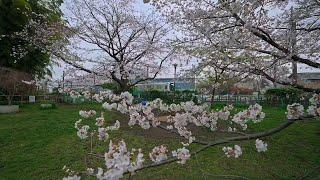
[118,118,180,140]
[118,115,234,141]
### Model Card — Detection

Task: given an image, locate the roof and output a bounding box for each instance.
[296,72,320,80]
[133,77,195,84]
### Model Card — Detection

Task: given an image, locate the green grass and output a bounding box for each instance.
[0,104,319,179]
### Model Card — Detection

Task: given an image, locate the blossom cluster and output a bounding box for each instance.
[62,175,80,180]
[58,88,81,99]
[307,94,320,116]
[93,91,134,105]
[255,139,268,152]
[76,125,90,140]
[172,147,191,164]
[286,94,320,119]
[96,116,119,141]
[232,104,265,130]
[63,91,320,179]
[82,91,91,99]
[95,113,105,127]
[79,110,97,118]
[102,102,118,111]
[227,127,237,132]
[126,98,237,143]
[70,90,81,99]
[286,103,304,120]
[97,140,144,179]
[62,165,80,180]
[149,145,168,163]
[222,145,242,158]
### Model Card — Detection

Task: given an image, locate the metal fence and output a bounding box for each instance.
[0,95,61,105]
[198,94,265,104]
[198,94,310,107]
[0,93,310,108]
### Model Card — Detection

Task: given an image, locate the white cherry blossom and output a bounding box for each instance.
[149,145,168,163]
[223,145,242,158]
[79,110,97,119]
[286,103,304,120]
[98,128,109,141]
[77,125,90,139]
[172,147,190,164]
[255,139,268,152]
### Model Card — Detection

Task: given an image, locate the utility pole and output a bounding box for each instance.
[173,63,178,91]
[290,7,298,84]
[192,64,196,90]
[62,71,65,91]
[93,74,96,85]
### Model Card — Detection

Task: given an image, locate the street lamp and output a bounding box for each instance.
[146,65,149,78]
[173,63,178,91]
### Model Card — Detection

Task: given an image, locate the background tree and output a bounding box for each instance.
[147,0,320,92]
[0,67,34,105]
[62,0,172,92]
[195,60,242,106]
[0,0,63,78]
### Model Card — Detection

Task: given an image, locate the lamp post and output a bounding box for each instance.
[93,74,96,85]
[173,63,178,91]
[62,71,65,91]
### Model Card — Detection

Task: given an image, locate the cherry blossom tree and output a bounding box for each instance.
[59,0,172,92]
[195,59,242,106]
[6,1,319,179]
[0,0,63,78]
[0,67,35,105]
[60,89,320,179]
[145,0,320,92]
[55,3,320,178]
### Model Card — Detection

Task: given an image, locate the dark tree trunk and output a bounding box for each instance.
[210,88,215,107]
[6,95,12,105]
[119,80,131,93]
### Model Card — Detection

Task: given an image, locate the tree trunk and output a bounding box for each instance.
[6,95,12,105]
[210,88,215,107]
[119,80,131,93]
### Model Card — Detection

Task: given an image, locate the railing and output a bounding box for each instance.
[197,94,310,107]
[134,91,195,104]
[0,94,310,108]
[198,94,264,102]
[0,95,61,104]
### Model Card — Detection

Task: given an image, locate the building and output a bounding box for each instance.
[61,73,111,90]
[296,72,320,89]
[135,78,196,91]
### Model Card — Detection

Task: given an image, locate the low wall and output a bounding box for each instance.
[0,105,19,114]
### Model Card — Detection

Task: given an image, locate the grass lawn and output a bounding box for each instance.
[0,103,319,179]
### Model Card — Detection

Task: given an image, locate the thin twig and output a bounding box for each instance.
[157,125,209,145]
[218,130,248,136]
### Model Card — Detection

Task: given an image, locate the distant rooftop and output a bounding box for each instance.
[296,72,320,80]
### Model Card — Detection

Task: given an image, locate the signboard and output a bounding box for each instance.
[29,96,36,103]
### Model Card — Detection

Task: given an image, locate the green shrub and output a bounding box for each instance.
[138,90,197,104]
[265,87,302,105]
[39,103,57,110]
[101,82,122,93]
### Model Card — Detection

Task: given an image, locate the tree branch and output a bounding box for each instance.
[132,117,317,174]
